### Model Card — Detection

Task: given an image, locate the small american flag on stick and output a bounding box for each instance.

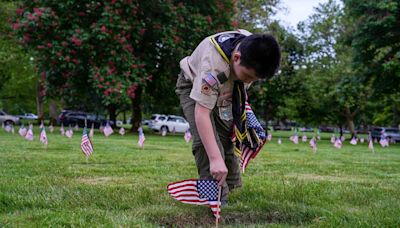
[81,127,94,157]
[138,127,145,148]
[39,126,48,146]
[167,179,221,219]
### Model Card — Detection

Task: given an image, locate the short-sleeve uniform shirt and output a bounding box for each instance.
[179,29,252,120]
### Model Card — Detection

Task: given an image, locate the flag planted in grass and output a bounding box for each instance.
[103,122,113,137]
[18,124,27,137]
[39,126,48,146]
[66,126,73,138]
[119,127,125,136]
[81,127,93,157]
[60,124,65,135]
[184,128,192,143]
[25,124,34,141]
[89,123,94,138]
[48,124,54,133]
[138,127,145,148]
[167,179,221,218]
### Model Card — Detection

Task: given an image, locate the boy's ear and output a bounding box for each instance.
[233,52,241,62]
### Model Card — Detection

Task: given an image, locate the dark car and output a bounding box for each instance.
[57,110,113,128]
[371,127,400,142]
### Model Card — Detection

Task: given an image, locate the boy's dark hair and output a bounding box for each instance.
[237,34,281,79]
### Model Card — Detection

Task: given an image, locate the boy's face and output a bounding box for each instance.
[232,52,258,84]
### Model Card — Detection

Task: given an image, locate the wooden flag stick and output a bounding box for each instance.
[216,186,222,227]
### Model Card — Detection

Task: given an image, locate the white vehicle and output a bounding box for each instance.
[18,113,38,120]
[149,114,189,133]
[0,110,20,125]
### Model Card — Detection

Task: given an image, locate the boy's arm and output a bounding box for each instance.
[195,102,228,186]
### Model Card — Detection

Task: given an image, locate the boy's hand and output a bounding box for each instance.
[194,103,228,186]
[210,158,228,186]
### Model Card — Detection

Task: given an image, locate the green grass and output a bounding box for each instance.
[1,127,400,227]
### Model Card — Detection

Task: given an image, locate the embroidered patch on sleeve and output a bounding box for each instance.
[201,83,213,95]
[203,73,218,88]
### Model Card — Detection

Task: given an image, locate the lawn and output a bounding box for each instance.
[1,127,400,227]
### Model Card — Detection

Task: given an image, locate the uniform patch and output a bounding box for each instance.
[201,83,213,95]
[218,34,235,43]
[203,73,218,88]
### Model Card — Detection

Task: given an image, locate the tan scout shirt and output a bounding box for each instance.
[179,29,252,111]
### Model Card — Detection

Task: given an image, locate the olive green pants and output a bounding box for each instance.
[175,72,241,201]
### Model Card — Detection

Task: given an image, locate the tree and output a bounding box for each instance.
[12,0,236,130]
[294,0,372,136]
[344,0,400,127]
[0,1,36,114]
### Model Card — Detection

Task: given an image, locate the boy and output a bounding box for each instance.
[175,29,281,204]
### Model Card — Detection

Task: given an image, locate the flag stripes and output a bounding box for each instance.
[167,179,221,218]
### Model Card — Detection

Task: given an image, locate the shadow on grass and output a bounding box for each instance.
[153,210,314,227]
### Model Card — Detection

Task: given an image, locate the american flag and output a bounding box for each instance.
[4,124,12,133]
[99,125,104,133]
[184,128,192,143]
[39,126,48,145]
[89,123,94,138]
[380,138,389,147]
[103,122,113,137]
[25,124,34,141]
[81,127,94,157]
[138,127,145,148]
[167,179,221,218]
[60,124,65,135]
[368,139,374,151]
[66,126,73,138]
[330,135,336,144]
[234,102,266,173]
[48,124,54,133]
[290,135,299,144]
[334,138,342,149]
[309,137,317,153]
[267,133,272,141]
[302,135,307,142]
[119,127,125,136]
[19,125,27,137]
[350,137,357,145]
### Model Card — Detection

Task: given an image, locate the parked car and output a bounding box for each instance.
[299,127,314,132]
[149,114,189,133]
[371,127,400,142]
[18,113,38,120]
[319,126,335,133]
[141,119,151,126]
[57,110,113,128]
[0,110,20,125]
[272,125,292,131]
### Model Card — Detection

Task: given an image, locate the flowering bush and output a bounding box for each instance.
[12,0,236,111]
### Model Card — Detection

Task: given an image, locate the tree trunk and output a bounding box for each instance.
[48,100,58,125]
[36,79,45,125]
[344,107,356,138]
[130,87,142,133]
[108,104,116,126]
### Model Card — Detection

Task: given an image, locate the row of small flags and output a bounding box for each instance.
[2,122,193,150]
